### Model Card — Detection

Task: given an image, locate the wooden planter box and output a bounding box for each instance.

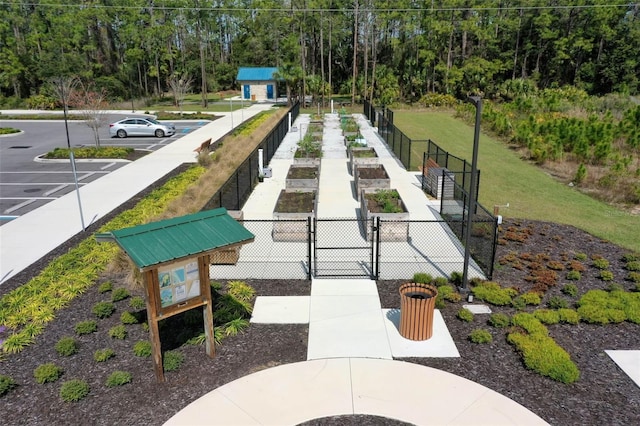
[349,147,379,175]
[354,164,390,199]
[272,190,317,241]
[399,283,438,341]
[359,189,410,241]
[211,210,243,264]
[285,165,320,191]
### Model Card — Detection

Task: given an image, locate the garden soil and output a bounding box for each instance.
[1,218,639,425]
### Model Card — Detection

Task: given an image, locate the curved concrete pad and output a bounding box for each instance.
[164,358,548,425]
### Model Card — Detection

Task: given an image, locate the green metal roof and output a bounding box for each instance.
[97,208,254,270]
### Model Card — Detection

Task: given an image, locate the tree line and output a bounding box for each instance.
[1,0,638,107]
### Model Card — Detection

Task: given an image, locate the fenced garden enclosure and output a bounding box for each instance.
[203,100,497,281]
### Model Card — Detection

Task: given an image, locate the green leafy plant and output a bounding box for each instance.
[111,288,130,302]
[457,308,474,322]
[94,348,116,362]
[412,273,433,284]
[507,313,580,384]
[222,318,250,336]
[625,261,640,271]
[227,280,256,303]
[163,351,184,372]
[98,281,113,293]
[55,337,79,356]
[0,375,17,396]
[547,296,569,309]
[371,189,403,213]
[628,272,640,284]
[488,313,511,328]
[105,371,132,387]
[562,284,578,297]
[133,341,152,357]
[59,379,90,402]
[120,312,138,325]
[108,325,127,340]
[129,296,146,310]
[471,281,518,306]
[592,258,610,269]
[558,308,580,324]
[622,253,640,262]
[599,270,614,281]
[574,252,588,261]
[534,309,561,325]
[566,270,581,281]
[92,301,115,319]
[468,329,493,344]
[433,276,449,287]
[577,289,640,324]
[607,282,625,292]
[34,363,63,384]
[74,320,97,335]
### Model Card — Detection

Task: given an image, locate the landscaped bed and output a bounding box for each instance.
[0,219,638,425]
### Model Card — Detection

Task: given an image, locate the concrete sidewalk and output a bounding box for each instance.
[0,104,275,285]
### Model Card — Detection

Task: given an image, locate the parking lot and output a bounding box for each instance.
[0,114,210,223]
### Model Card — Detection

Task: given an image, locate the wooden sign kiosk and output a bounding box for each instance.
[96,208,254,382]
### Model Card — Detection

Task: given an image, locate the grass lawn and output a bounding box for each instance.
[394,110,640,253]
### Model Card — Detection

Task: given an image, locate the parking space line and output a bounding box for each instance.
[5,198,55,214]
[43,184,71,196]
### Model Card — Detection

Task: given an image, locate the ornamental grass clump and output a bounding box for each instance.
[55,337,79,356]
[105,371,132,387]
[111,287,130,302]
[33,363,63,384]
[94,348,115,362]
[507,313,580,384]
[92,301,115,319]
[471,281,517,306]
[469,329,493,344]
[488,313,511,328]
[457,308,474,322]
[163,351,184,372]
[59,379,89,402]
[133,341,152,357]
[108,325,127,340]
[562,284,578,297]
[0,375,17,396]
[74,320,97,335]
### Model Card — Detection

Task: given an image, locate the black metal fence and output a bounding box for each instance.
[363,98,376,126]
[422,141,480,198]
[209,218,488,280]
[203,102,300,211]
[376,111,428,171]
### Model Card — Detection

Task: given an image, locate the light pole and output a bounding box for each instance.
[461,95,482,291]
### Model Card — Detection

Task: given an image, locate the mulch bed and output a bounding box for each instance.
[0,219,639,425]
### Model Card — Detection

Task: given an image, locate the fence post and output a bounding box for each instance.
[307,217,313,280]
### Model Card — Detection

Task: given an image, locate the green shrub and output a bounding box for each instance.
[120,311,138,325]
[507,331,580,384]
[111,288,130,302]
[412,272,433,284]
[108,325,127,340]
[471,281,517,306]
[566,270,581,281]
[628,272,640,284]
[94,348,116,362]
[457,308,474,322]
[105,371,132,387]
[547,296,569,309]
[129,296,146,310]
[533,309,560,325]
[227,280,256,302]
[74,320,98,335]
[626,261,640,271]
[133,341,152,357]
[98,281,113,293]
[574,252,588,261]
[450,271,463,286]
[622,253,640,262]
[511,296,526,311]
[59,379,90,402]
[606,282,624,292]
[511,313,548,335]
[469,329,493,344]
[437,285,461,303]
[599,270,614,281]
[92,301,115,319]
[163,351,184,372]
[0,375,17,396]
[489,313,511,328]
[55,337,79,356]
[562,284,578,297]
[576,289,640,324]
[558,308,580,324]
[34,363,63,384]
[592,258,610,269]
[513,292,541,310]
[434,276,449,287]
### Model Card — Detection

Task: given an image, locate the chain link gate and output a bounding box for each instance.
[312,218,379,278]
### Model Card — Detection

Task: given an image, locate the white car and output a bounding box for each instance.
[109,117,176,138]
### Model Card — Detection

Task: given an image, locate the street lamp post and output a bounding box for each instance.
[461,95,482,291]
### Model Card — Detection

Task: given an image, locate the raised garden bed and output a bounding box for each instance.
[293,135,322,166]
[211,210,244,264]
[285,165,320,191]
[359,188,410,241]
[349,146,379,175]
[354,163,390,199]
[272,190,317,241]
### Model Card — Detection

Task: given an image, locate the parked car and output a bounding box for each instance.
[109,117,176,138]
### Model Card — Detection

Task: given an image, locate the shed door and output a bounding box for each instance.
[243,85,250,100]
[266,84,274,99]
